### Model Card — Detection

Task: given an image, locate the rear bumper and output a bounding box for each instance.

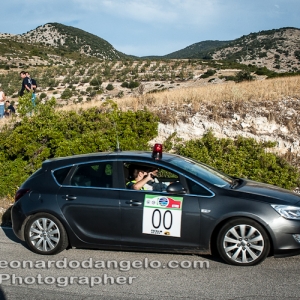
[11,202,28,241]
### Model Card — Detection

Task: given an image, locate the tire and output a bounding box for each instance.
[217,218,270,266]
[24,213,68,255]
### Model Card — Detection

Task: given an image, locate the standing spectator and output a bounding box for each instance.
[5,100,15,116]
[19,71,31,96]
[0,87,6,118]
[26,71,37,107]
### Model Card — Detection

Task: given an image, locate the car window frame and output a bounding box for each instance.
[51,159,119,189]
[117,159,215,198]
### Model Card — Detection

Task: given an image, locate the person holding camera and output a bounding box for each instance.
[144,167,168,192]
[126,166,154,190]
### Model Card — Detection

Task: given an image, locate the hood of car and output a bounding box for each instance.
[236,179,300,205]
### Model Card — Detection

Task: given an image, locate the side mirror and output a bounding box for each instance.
[166,182,186,194]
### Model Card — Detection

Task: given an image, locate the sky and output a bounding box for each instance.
[1,0,299,57]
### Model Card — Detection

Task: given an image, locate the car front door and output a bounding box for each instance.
[119,161,202,251]
[56,161,121,247]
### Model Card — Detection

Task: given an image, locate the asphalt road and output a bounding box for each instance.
[0,225,300,300]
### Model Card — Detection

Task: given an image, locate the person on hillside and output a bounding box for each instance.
[26,71,37,107]
[0,87,6,118]
[19,71,31,96]
[5,100,15,116]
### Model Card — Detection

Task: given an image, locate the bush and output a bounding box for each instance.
[89,76,102,86]
[106,84,114,91]
[40,92,47,99]
[0,100,159,196]
[295,50,300,61]
[235,70,253,82]
[201,69,216,78]
[117,91,124,98]
[128,81,140,89]
[61,88,72,99]
[174,131,300,190]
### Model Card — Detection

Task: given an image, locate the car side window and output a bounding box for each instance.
[123,162,179,191]
[185,178,213,196]
[70,162,113,188]
[53,166,72,185]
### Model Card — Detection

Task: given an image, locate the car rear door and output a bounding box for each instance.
[56,160,121,247]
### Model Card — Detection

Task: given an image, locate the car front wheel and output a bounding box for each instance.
[217,218,270,266]
[24,213,68,255]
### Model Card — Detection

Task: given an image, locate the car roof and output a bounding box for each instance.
[42,150,181,169]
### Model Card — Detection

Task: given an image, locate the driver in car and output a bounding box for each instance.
[144,167,168,192]
[126,166,155,190]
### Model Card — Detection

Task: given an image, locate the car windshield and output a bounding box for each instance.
[168,157,232,187]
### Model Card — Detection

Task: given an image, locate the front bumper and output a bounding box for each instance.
[270,217,300,258]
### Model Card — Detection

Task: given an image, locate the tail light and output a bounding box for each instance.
[14,189,30,202]
[152,143,163,160]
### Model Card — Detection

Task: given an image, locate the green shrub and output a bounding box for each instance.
[201,69,216,78]
[89,76,102,86]
[61,88,72,99]
[17,92,35,117]
[174,131,300,190]
[0,99,159,196]
[106,83,114,91]
[40,92,47,99]
[121,82,129,88]
[117,91,124,98]
[128,81,140,89]
[235,70,253,82]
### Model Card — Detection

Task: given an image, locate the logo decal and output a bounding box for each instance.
[158,197,169,207]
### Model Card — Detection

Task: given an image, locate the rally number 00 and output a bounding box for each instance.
[152,209,173,230]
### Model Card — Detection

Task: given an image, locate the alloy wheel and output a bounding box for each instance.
[29,217,61,252]
[222,223,264,264]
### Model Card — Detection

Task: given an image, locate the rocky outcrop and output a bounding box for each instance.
[152,98,300,156]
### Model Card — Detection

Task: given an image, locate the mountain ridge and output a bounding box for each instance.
[0,23,299,72]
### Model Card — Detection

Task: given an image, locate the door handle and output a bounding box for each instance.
[64,195,77,201]
[125,200,142,206]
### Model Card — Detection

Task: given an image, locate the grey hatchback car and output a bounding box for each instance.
[11,144,300,266]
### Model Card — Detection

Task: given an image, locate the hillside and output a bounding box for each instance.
[160,27,300,72]
[0,23,299,73]
[21,23,128,60]
[0,22,128,68]
[162,40,231,59]
[0,23,299,156]
[212,27,300,72]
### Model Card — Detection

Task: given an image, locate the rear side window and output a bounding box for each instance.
[53,167,72,185]
[70,162,113,188]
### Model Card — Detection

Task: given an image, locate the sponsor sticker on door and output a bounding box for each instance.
[142,195,183,237]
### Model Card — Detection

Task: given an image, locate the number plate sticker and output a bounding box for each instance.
[142,194,183,237]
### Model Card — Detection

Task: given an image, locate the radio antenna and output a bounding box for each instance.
[114,121,121,152]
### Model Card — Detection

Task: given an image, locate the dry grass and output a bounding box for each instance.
[57,76,300,114]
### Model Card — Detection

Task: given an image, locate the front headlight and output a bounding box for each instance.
[271,205,300,220]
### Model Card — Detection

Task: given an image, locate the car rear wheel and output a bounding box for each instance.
[217,218,270,266]
[24,213,68,255]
